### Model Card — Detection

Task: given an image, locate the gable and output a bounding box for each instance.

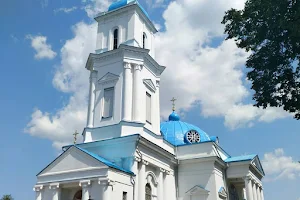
[38,147,107,176]
[251,156,265,176]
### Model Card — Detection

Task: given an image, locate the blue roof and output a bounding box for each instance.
[108,0,149,18]
[160,111,213,146]
[76,146,134,175]
[224,154,257,163]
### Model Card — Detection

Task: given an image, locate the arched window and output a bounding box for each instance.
[73,190,82,200]
[143,33,147,49]
[113,28,118,50]
[145,183,152,200]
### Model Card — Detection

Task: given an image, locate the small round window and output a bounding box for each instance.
[186,130,200,143]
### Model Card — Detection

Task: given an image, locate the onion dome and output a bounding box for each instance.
[160,112,216,146]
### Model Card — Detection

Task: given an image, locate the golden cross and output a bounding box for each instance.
[170,97,177,111]
[73,130,79,144]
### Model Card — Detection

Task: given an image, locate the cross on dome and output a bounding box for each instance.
[73,130,79,144]
[170,97,177,111]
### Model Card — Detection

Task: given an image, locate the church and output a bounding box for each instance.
[33,1,265,200]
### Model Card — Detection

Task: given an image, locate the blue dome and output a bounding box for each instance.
[108,0,149,18]
[160,112,215,146]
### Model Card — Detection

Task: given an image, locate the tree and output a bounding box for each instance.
[1,195,13,200]
[222,0,300,119]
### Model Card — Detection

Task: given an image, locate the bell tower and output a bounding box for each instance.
[83,0,165,143]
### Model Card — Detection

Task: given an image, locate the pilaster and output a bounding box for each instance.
[80,180,91,200]
[133,64,143,122]
[244,176,253,200]
[49,183,60,200]
[87,71,97,128]
[157,168,165,200]
[138,159,148,200]
[33,185,43,200]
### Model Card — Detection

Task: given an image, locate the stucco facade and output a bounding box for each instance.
[34,1,265,200]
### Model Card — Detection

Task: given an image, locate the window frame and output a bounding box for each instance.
[142,32,147,49]
[113,28,119,50]
[102,87,115,119]
[146,92,152,124]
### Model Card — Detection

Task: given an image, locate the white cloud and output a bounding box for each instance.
[25,22,97,148]
[26,35,57,60]
[25,0,292,149]
[54,7,77,14]
[262,148,300,181]
[82,0,113,18]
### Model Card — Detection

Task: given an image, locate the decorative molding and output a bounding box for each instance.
[49,183,59,190]
[79,180,91,187]
[33,185,43,192]
[124,62,132,69]
[98,72,119,85]
[186,185,210,196]
[143,79,156,92]
[134,64,143,71]
[146,171,158,185]
[156,80,160,88]
[159,168,166,173]
[134,156,142,162]
[90,71,98,79]
[142,159,149,165]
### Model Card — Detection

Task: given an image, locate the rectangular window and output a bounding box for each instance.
[103,87,114,118]
[146,92,151,123]
[123,192,127,200]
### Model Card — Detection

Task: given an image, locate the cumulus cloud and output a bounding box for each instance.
[25,0,291,149]
[25,22,97,148]
[82,0,113,18]
[155,0,291,128]
[54,7,77,14]
[262,149,300,181]
[26,35,57,60]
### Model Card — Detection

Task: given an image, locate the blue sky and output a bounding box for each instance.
[0,0,299,199]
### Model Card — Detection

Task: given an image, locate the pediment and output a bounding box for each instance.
[38,146,107,177]
[143,79,156,92]
[186,185,209,196]
[98,72,119,85]
[251,156,265,176]
[218,187,227,199]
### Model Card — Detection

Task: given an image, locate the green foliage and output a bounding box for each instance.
[1,195,13,200]
[222,0,300,119]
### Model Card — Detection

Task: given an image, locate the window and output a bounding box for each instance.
[186,130,200,143]
[73,190,82,200]
[145,184,152,200]
[122,192,127,200]
[103,87,114,118]
[113,29,118,49]
[143,33,146,48]
[146,92,151,123]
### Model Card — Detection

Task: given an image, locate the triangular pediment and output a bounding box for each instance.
[186,185,210,196]
[218,187,227,199]
[251,156,265,176]
[98,72,119,84]
[143,79,156,92]
[38,146,107,177]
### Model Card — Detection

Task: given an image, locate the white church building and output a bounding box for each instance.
[33,1,266,200]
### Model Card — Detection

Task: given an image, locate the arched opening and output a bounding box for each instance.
[145,183,152,200]
[113,28,118,49]
[73,190,82,200]
[143,33,147,49]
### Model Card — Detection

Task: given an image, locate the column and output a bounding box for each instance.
[33,185,43,200]
[49,183,60,200]
[80,180,91,200]
[244,177,253,200]
[98,179,113,200]
[132,157,141,200]
[138,160,148,200]
[132,64,143,122]
[164,171,176,200]
[157,168,165,200]
[122,62,133,121]
[87,71,97,128]
[256,184,261,200]
[252,181,257,200]
[260,187,264,200]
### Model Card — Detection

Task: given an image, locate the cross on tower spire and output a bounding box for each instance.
[170,97,177,111]
[73,130,79,144]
